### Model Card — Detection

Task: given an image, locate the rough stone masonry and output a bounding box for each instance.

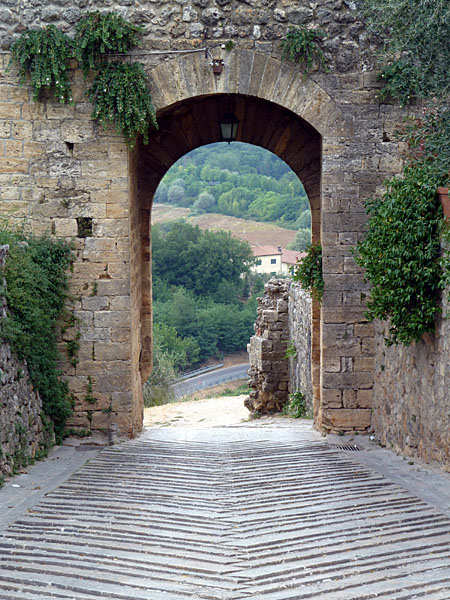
[0,0,425,440]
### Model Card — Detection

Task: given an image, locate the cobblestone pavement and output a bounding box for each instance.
[0,425,450,599]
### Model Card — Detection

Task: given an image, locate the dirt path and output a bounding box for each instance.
[143,395,251,428]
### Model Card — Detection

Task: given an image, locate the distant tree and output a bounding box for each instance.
[193,191,216,212]
[295,209,311,229]
[288,228,311,252]
[167,184,185,205]
[152,222,255,299]
[153,322,200,370]
[154,181,168,203]
[171,177,185,188]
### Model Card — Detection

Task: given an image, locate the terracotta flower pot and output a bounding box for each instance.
[437,187,450,220]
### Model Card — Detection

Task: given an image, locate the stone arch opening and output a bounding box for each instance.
[131,92,322,424]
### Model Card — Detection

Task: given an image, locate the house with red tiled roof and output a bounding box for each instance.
[252,245,306,276]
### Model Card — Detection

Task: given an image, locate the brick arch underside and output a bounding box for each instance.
[132,92,322,410]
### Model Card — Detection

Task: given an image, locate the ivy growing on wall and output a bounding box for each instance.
[361,0,449,103]
[9,25,73,103]
[293,242,324,302]
[8,12,158,147]
[354,1,450,346]
[281,26,327,76]
[0,226,74,443]
[354,166,450,346]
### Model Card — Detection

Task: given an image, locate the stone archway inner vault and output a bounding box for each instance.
[127,50,373,437]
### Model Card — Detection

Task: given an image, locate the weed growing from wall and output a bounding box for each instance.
[8,24,74,103]
[281,26,327,76]
[283,391,309,419]
[293,242,324,302]
[0,226,74,443]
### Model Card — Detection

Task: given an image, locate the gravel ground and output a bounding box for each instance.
[143,395,252,428]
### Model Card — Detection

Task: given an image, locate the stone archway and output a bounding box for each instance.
[130,49,373,436]
[134,93,322,416]
[0,45,379,439]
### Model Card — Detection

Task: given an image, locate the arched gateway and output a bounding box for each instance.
[130,49,373,438]
[0,43,404,438]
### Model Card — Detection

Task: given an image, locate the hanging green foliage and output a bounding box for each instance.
[74,11,143,76]
[8,24,74,103]
[293,242,324,302]
[88,61,157,148]
[354,165,450,346]
[281,26,327,76]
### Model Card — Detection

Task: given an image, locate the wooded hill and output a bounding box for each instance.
[155,142,311,250]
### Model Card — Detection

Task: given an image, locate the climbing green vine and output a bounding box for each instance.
[8,12,157,146]
[281,26,327,76]
[0,225,74,443]
[354,105,450,346]
[88,61,157,148]
[9,24,73,103]
[293,242,324,302]
[354,165,450,346]
[361,0,449,103]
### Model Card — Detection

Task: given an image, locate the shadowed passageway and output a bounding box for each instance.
[0,425,449,599]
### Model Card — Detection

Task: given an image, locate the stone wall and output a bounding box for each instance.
[1,0,380,79]
[246,279,290,414]
[0,245,51,480]
[0,0,411,435]
[247,279,312,415]
[372,288,450,470]
[288,283,312,411]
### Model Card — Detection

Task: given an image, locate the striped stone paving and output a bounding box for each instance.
[0,428,449,599]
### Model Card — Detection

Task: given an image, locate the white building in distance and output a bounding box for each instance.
[252,245,306,276]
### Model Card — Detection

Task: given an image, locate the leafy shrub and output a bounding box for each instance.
[293,242,324,302]
[143,348,177,407]
[281,26,327,76]
[354,165,450,345]
[74,11,143,76]
[9,25,74,103]
[87,61,158,148]
[0,227,73,442]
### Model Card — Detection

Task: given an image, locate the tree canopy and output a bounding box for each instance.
[154,142,310,232]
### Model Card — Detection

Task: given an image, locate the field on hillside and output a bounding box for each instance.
[151,204,297,248]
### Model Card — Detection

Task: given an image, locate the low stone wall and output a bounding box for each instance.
[288,284,312,411]
[372,289,450,470]
[247,279,312,414]
[246,279,290,414]
[0,245,50,480]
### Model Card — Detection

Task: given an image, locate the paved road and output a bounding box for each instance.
[172,363,249,398]
[0,423,449,599]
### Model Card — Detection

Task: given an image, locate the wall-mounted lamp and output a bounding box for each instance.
[219,112,239,144]
[212,59,224,74]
